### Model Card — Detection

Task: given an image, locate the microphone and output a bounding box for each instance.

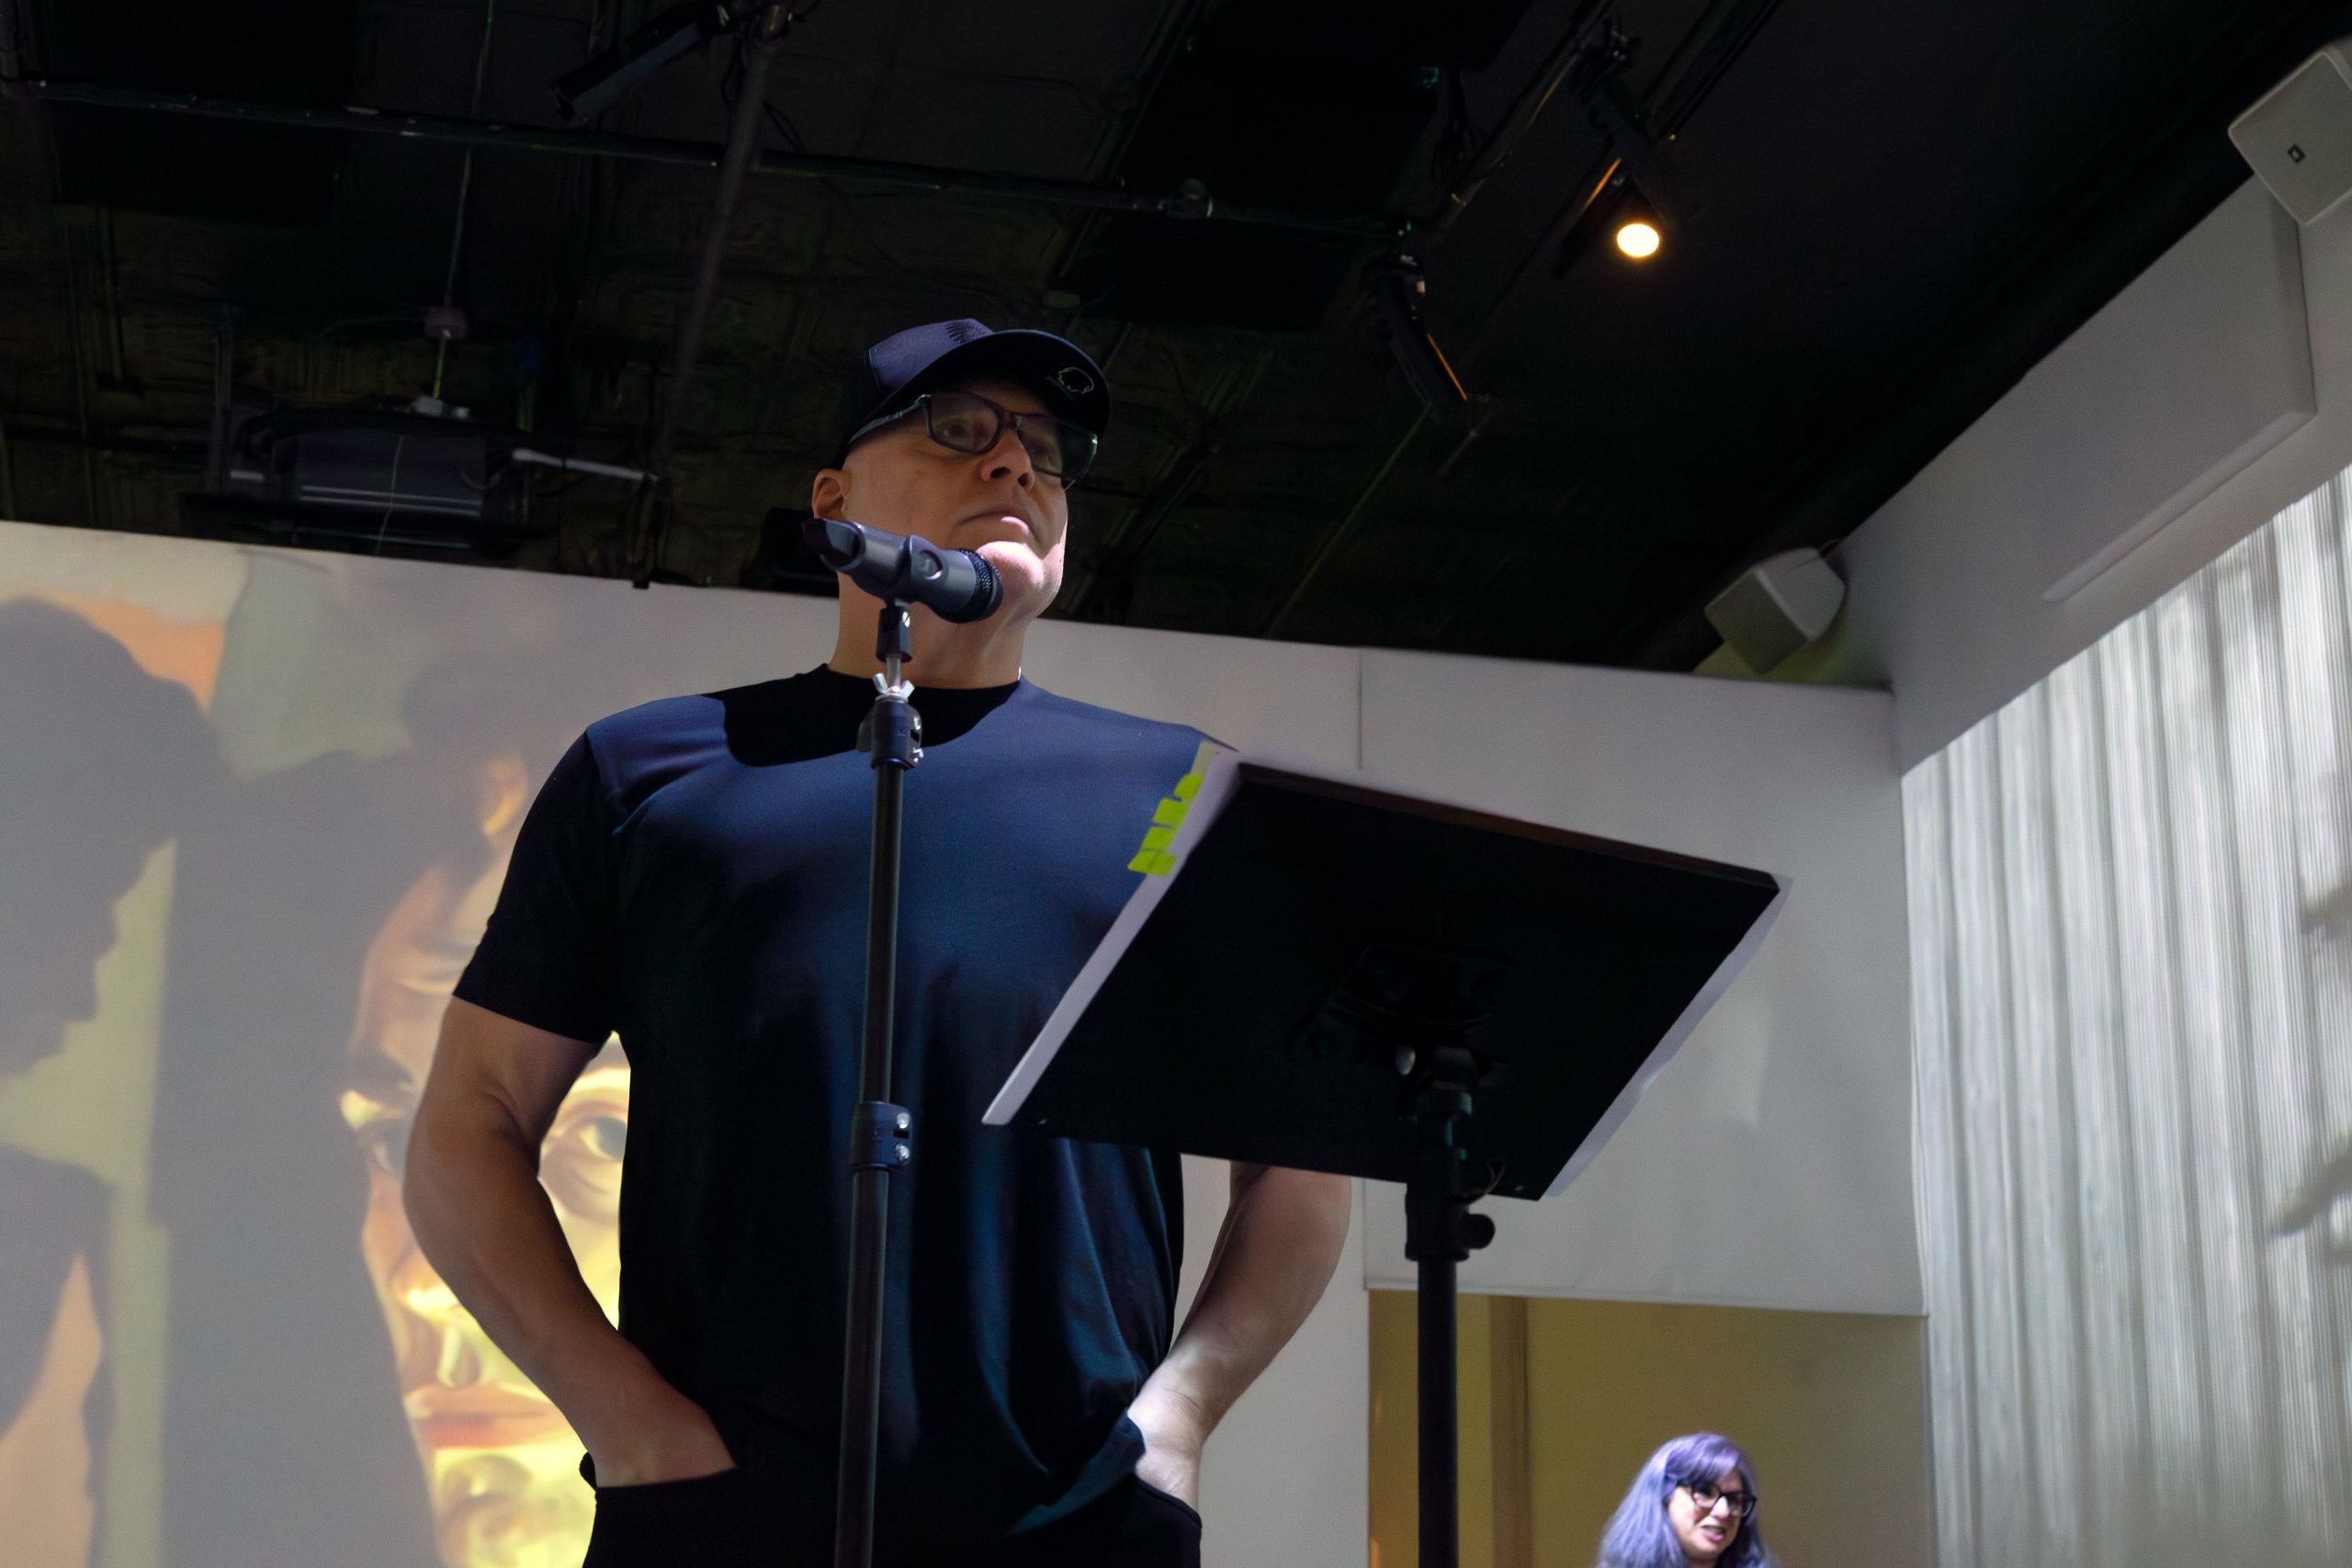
[800,516,1003,624]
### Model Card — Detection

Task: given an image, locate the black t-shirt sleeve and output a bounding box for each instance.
[453,732,622,1044]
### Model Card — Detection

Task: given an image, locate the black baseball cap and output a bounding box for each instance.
[830,319,1111,468]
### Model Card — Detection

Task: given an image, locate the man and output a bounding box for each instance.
[403,321,1352,1566]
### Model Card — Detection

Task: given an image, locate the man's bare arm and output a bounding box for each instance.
[1126,1162,1352,1507]
[403,997,734,1485]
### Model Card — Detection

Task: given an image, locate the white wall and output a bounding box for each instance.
[1839,177,2352,767]
[1353,652,1917,1314]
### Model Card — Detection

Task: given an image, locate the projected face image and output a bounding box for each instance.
[340,753,627,1568]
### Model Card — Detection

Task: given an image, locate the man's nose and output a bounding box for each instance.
[981,432,1034,488]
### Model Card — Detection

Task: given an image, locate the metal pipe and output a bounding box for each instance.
[433,0,502,399]
[628,2,790,585]
[1432,0,1611,236]
[510,446,650,482]
[96,208,127,385]
[60,216,100,526]
[1037,0,1216,285]
[0,414,207,462]
[209,305,239,492]
[3,78,1404,241]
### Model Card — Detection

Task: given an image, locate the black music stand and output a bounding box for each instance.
[984,755,1784,1568]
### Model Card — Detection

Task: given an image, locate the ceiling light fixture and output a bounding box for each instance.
[1547,28,1686,278]
[1609,180,1667,261]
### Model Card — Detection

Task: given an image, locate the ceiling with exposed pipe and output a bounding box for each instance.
[0,0,2342,668]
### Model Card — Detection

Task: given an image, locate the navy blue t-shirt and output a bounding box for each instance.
[454,667,1209,1543]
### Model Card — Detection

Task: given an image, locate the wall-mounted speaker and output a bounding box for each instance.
[2232,41,2352,225]
[1704,548,1846,673]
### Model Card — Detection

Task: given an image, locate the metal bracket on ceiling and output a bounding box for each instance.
[1367,253,1475,430]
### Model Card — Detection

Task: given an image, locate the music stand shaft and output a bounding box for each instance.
[1406,1051,1495,1568]
[1419,1245,1459,1568]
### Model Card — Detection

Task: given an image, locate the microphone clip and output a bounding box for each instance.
[856,686,922,769]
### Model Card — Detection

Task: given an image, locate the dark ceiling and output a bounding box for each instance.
[0,0,2343,669]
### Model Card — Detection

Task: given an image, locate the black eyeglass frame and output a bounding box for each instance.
[1676,1479,1758,1521]
[842,389,1100,485]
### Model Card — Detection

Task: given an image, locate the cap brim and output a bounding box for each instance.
[833,329,1110,468]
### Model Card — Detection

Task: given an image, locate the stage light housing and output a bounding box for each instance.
[1552,176,1673,278]
[1366,253,1475,427]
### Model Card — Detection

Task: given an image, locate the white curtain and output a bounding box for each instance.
[1908,467,2352,1568]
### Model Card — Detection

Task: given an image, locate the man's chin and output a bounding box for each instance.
[967,534,1044,566]
[970,543,1059,610]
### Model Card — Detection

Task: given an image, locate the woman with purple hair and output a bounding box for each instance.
[1595,1432,1781,1568]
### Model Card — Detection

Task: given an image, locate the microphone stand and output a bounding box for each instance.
[834,596,920,1568]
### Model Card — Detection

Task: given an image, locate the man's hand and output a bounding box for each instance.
[586,1382,737,1487]
[1127,1384,1208,1509]
[1125,1163,1350,1517]
[407,1001,733,1490]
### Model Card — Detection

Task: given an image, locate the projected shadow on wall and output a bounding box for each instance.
[146,622,650,1568]
[0,579,671,1568]
[0,600,218,1565]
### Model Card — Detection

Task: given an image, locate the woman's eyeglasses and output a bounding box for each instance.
[1679,1480,1757,1521]
[846,389,1099,485]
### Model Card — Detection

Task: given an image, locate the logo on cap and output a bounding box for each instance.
[1052,366,1097,398]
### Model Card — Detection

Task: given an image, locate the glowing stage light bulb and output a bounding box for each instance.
[1614,220,1661,260]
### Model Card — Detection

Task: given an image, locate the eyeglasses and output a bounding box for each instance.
[1679,1481,1757,1521]
[845,389,1099,485]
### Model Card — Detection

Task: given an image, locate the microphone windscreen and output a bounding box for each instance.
[936,550,1002,624]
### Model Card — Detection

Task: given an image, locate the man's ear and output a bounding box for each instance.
[810,467,849,522]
